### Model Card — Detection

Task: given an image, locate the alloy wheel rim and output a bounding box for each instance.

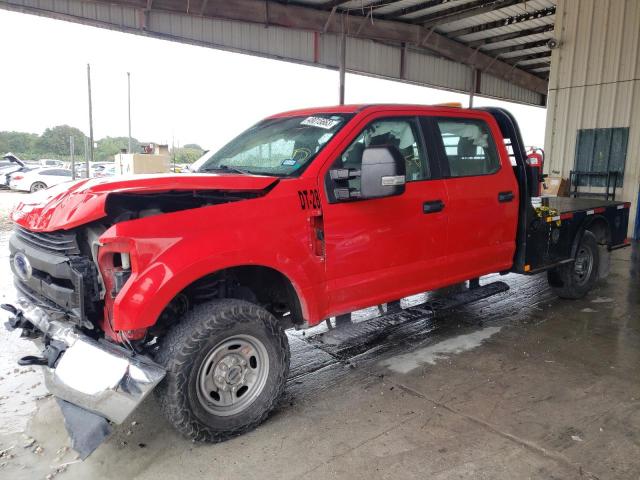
[196,334,269,417]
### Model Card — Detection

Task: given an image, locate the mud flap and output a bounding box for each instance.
[57,399,112,459]
[598,245,611,279]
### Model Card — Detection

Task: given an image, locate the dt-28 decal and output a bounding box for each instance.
[298,189,322,211]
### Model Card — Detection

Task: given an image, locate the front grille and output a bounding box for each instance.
[14,226,80,255]
[10,226,101,327]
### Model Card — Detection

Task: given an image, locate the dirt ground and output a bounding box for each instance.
[0,189,639,480]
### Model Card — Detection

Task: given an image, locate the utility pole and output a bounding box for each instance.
[70,135,75,180]
[84,137,89,175]
[127,72,132,153]
[172,136,176,173]
[87,64,94,178]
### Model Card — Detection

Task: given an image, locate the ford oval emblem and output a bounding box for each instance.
[13,252,32,282]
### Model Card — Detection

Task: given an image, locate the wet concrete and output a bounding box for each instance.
[0,189,638,479]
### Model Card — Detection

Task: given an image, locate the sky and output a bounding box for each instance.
[0,9,547,153]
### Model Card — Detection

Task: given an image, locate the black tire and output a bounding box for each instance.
[547,230,599,299]
[30,182,47,192]
[154,299,289,442]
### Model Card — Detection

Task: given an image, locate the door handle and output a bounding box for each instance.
[423,200,445,214]
[498,191,514,203]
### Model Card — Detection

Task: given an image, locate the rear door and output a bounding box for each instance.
[431,113,519,277]
[320,111,449,316]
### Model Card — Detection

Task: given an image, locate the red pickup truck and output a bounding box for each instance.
[3,104,630,456]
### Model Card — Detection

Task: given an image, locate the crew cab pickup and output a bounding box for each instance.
[3,104,631,456]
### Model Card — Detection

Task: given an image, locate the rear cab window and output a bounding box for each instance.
[435,118,500,177]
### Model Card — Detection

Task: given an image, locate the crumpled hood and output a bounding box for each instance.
[11,173,279,232]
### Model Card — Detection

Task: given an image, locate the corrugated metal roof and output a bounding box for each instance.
[292,0,557,80]
[436,0,555,32]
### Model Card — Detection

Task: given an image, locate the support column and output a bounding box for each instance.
[339,15,346,105]
[469,68,477,108]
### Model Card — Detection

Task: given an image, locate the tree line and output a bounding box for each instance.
[0,125,205,164]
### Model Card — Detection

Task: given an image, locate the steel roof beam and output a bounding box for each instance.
[447,6,556,37]
[484,39,549,56]
[504,50,551,63]
[320,0,352,9]
[414,0,527,26]
[467,24,554,47]
[520,61,551,71]
[377,0,451,20]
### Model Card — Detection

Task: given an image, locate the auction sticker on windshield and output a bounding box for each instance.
[301,117,341,129]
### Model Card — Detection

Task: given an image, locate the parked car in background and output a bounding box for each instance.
[1,153,27,188]
[90,162,112,174]
[38,159,65,168]
[4,164,35,188]
[94,164,116,177]
[170,163,191,173]
[68,162,115,178]
[9,167,73,192]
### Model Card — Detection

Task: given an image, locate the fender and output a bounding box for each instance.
[571,214,611,257]
[97,185,328,334]
[107,249,321,333]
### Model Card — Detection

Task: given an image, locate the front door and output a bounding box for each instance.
[320,112,449,317]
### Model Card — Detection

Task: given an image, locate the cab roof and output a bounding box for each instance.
[269,103,470,118]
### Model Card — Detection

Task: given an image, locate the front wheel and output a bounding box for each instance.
[155,299,289,442]
[547,230,599,299]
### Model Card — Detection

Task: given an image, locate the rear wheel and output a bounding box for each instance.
[30,182,47,192]
[155,299,289,442]
[547,230,599,299]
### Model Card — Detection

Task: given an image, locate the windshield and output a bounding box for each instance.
[193,113,352,176]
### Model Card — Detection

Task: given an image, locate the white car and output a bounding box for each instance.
[9,167,74,192]
[1,153,27,187]
[38,159,65,168]
[94,164,116,177]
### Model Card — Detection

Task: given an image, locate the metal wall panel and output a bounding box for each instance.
[1,0,544,105]
[544,0,640,236]
[404,49,471,92]
[480,73,542,105]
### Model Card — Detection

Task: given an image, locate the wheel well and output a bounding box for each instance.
[153,266,304,337]
[585,217,611,245]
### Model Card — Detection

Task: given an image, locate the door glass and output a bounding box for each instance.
[436,119,500,177]
[336,118,428,190]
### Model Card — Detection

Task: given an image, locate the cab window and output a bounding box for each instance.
[335,117,428,191]
[436,118,500,177]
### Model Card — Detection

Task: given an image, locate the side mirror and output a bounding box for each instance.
[360,146,406,199]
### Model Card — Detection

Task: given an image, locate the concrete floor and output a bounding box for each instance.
[0,190,639,479]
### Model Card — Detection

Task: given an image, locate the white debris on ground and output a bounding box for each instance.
[379,326,502,374]
[590,296,614,304]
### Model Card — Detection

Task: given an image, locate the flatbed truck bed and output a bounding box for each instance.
[522,196,630,274]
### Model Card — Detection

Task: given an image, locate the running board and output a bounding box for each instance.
[307,281,509,357]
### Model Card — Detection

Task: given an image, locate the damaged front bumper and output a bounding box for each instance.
[2,299,165,457]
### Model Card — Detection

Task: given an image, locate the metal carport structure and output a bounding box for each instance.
[0,0,556,106]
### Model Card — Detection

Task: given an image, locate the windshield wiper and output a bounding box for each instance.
[201,164,253,175]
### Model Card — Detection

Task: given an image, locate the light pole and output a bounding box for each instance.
[87,64,94,178]
[127,72,132,153]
